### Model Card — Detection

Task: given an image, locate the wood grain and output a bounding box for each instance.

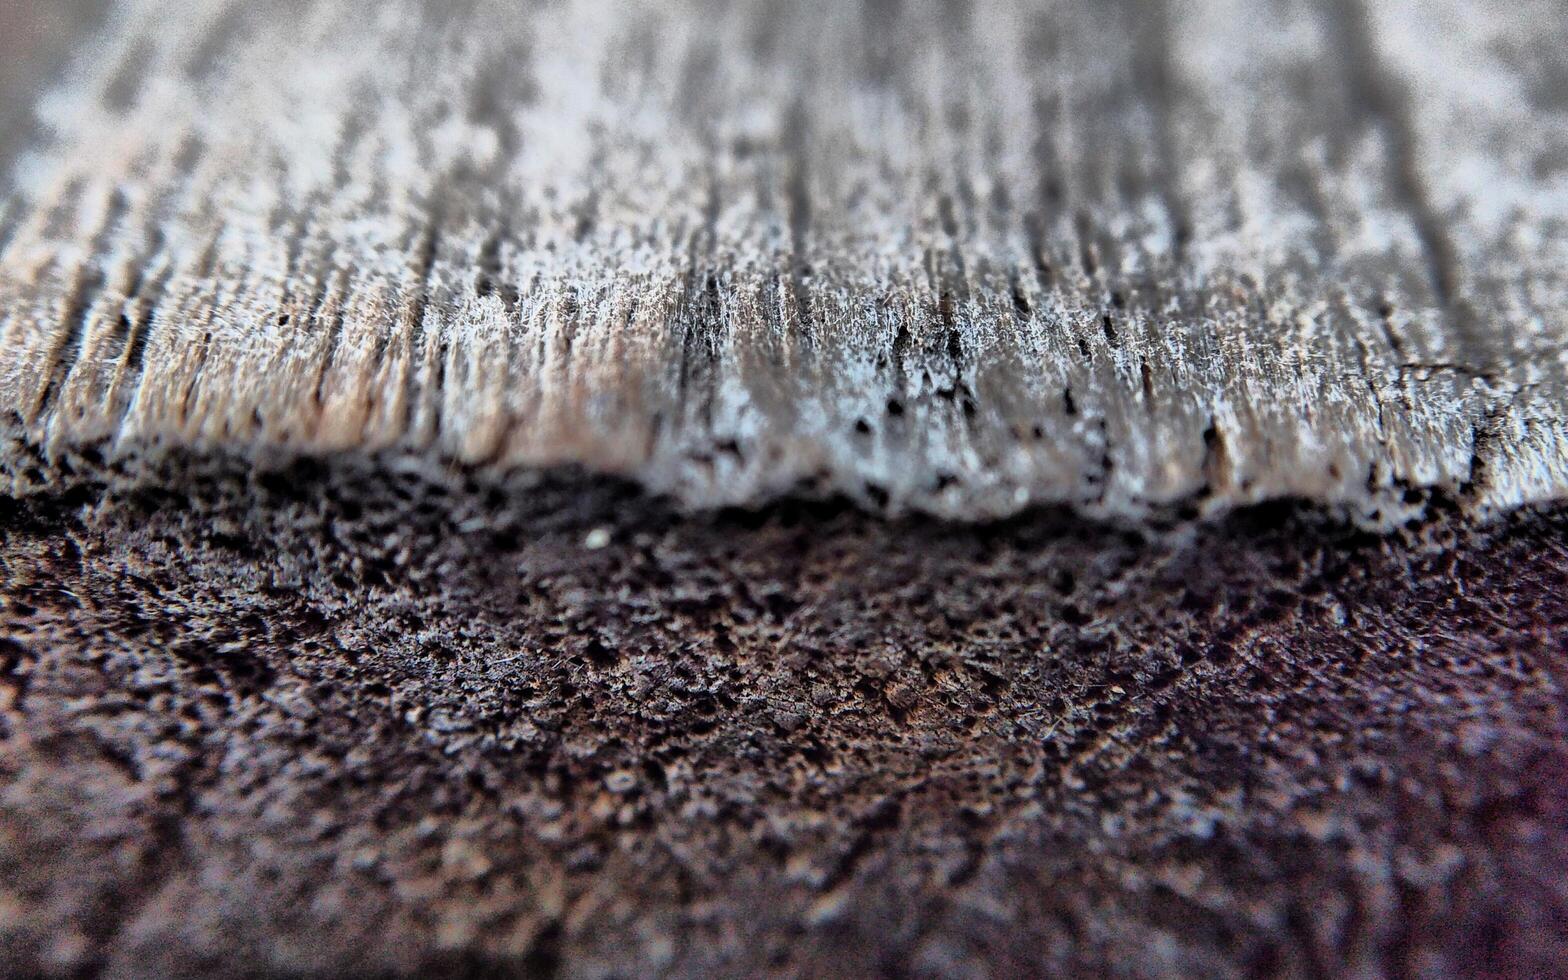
[3,5,1568,976]
[2,0,1565,522]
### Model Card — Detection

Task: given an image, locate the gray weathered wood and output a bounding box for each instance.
[2,0,1565,522]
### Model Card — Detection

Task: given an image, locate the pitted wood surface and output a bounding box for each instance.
[2,0,1566,521]
[2,458,1566,977]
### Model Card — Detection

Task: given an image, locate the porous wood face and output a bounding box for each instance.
[2,0,1567,521]
[2,457,1567,978]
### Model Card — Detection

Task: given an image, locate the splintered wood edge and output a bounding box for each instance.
[2,0,1565,525]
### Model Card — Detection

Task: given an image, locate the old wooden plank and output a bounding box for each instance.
[2,6,1567,975]
[1,0,1564,522]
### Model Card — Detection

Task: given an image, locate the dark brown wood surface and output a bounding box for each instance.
[3,455,1567,977]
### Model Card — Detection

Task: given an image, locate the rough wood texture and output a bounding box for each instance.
[4,4,1568,979]
[3,0,1567,521]
[3,455,1568,978]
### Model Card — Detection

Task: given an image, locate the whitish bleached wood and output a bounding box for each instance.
[1,0,1566,522]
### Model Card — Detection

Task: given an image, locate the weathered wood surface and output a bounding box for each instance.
[3,3,1568,979]
[2,0,1567,521]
